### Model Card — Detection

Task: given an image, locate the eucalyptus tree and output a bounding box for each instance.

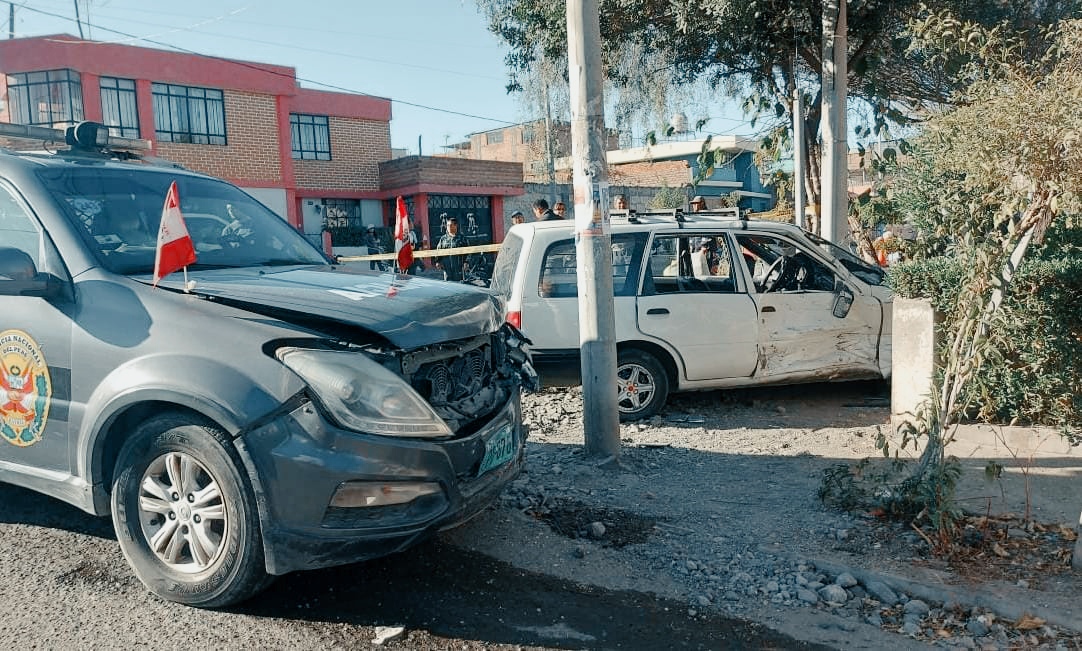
[477,0,1076,232]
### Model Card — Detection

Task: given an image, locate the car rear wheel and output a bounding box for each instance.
[616,349,669,421]
[110,413,269,607]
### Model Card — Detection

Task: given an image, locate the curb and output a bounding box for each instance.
[807,556,1082,634]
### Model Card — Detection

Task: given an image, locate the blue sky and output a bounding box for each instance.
[9,0,530,155]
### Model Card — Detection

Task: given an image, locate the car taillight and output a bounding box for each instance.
[506,311,521,328]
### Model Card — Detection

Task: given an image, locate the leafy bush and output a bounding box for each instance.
[887,226,1082,427]
[649,184,685,209]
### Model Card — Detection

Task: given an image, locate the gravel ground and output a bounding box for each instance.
[445,382,1082,650]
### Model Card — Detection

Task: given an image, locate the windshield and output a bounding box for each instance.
[490,230,523,299]
[38,166,328,275]
[803,231,886,286]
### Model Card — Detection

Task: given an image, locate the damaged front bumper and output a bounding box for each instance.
[237,393,525,575]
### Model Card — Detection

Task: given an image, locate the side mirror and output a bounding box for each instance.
[0,247,60,298]
[832,283,854,319]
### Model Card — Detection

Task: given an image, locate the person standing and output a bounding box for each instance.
[435,215,467,281]
[532,198,561,221]
[510,210,526,225]
[689,196,708,212]
[364,225,384,271]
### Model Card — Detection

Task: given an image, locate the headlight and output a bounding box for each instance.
[276,347,452,438]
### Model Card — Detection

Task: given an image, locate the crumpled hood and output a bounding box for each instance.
[162,266,503,349]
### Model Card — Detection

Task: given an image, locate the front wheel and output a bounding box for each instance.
[616,350,670,421]
[110,413,269,607]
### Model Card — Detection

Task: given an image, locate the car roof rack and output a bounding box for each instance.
[611,207,744,227]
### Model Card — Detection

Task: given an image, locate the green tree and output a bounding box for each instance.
[890,13,1082,536]
[476,0,1076,234]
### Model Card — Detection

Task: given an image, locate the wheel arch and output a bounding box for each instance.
[617,340,679,387]
[77,353,302,514]
[87,399,237,515]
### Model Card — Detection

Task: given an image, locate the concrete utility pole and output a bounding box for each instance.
[820,0,848,244]
[566,0,620,459]
[544,72,558,206]
[9,3,14,39]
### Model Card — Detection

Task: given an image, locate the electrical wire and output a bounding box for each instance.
[17,3,518,126]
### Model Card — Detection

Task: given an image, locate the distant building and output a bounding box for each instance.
[0,34,394,246]
[443,119,620,180]
[555,135,775,212]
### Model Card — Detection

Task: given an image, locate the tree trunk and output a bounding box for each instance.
[802,100,822,235]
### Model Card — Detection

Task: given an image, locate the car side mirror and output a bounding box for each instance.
[0,247,61,298]
[832,283,854,319]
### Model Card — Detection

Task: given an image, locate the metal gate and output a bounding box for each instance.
[427,195,492,246]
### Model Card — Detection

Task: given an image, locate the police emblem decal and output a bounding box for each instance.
[0,330,52,447]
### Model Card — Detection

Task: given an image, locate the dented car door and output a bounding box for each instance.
[736,232,883,380]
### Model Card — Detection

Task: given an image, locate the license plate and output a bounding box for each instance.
[477,423,515,477]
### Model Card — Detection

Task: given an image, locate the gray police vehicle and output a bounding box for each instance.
[0,123,535,607]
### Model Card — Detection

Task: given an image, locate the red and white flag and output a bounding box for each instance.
[153,181,197,286]
[393,195,414,272]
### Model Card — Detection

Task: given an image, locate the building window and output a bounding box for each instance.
[521,125,535,144]
[99,77,140,139]
[485,130,504,145]
[5,69,84,128]
[290,114,331,160]
[151,83,226,145]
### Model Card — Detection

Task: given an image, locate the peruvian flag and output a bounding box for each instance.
[393,195,414,272]
[152,181,197,286]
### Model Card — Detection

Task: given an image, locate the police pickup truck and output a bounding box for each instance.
[0,123,534,607]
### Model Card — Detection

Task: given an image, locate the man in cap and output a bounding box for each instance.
[510,210,526,225]
[690,196,708,212]
[435,214,468,281]
[364,224,384,270]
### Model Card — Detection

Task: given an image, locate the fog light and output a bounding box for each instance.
[329,481,442,508]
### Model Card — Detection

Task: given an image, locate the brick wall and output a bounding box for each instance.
[610,160,692,187]
[294,116,390,191]
[379,156,523,190]
[156,90,282,184]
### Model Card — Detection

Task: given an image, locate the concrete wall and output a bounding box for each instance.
[891,297,940,435]
[241,187,288,219]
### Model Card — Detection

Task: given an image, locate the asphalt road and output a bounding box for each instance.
[0,481,825,650]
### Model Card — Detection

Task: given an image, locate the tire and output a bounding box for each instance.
[616,349,670,421]
[110,413,269,608]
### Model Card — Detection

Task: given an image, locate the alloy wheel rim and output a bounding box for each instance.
[616,363,655,413]
[137,452,228,574]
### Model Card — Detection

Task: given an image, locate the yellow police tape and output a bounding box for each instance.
[337,243,503,263]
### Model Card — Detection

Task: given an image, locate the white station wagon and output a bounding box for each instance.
[491,210,893,420]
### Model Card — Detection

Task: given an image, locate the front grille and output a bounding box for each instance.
[418,346,489,404]
[404,333,508,435]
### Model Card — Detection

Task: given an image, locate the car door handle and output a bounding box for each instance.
[646,308,669,315]
[761,306,776,313]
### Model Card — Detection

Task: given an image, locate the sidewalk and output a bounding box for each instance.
[855,423,1082,632]
[947,423,1082,527]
